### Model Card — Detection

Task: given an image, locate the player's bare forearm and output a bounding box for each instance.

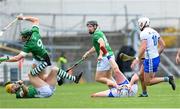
[129,73,139,86]
[83,47,95,59]
[17,16,39,25]
[87,47,96,55]
[21,84,28,96]
[158,37,165,55]
[6,54,24,62]
[138,40,146,60]
[98,38,107,55]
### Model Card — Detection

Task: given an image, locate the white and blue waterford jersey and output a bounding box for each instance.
[140,27,160,59]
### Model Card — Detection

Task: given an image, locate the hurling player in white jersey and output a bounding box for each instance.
[131,17,176,95]
[91,73,139,98]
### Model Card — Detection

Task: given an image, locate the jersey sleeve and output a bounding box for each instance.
[31,25,39,33]
[22,45,31,53]
[94,33,102,42]
[16,89,24,98]
[140,32,147,40]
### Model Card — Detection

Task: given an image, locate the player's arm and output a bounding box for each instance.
[82,47,96,59]
[6,51,27,62]
[129,73,139,86]
[98,38,108,55]
[20,84,28,97]
[158,37,165,55]
[137,40,147,60]
[15,80,28,98]
[131,40,146,69]
[17,16,39,25]
[98,38,106,60]
[176,48,180,64]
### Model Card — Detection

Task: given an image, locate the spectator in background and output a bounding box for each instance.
[57,51,68,70]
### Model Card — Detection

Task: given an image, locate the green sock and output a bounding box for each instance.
[58,69,76,81]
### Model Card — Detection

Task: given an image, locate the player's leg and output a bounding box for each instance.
[95,71,117,88]
[28,73,48,88]
[144,72,165,85]
[139,65,148,97]
[28,73,54,98]
[56,67,83,84]
[30,55,51,76]
[108,57,127,84]
[32,63,48,81]
[91,90,110,97]
[45,67,59,86]
[96,57,117,88]
[143,57,175,90]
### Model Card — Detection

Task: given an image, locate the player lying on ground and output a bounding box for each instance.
[1,15,81,83]
[5,67,83,98]
[82,21,126,88]
[91,73,138,97]
[131,17,176,93]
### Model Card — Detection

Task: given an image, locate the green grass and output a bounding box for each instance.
[0,79,180,108]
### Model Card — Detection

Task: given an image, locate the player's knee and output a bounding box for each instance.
[145,81,151,86]
[51,66,59,72]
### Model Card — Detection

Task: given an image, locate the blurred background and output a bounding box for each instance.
[0,0,180,84]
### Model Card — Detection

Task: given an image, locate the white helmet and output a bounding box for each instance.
[117,84,129,97]
[138,17,150,31]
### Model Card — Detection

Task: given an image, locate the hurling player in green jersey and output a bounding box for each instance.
[82,21,126,88]
[5,15,83,83]
[5,66,79,98]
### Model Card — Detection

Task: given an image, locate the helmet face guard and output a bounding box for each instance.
[20,29,32,38]
[138,17,150,31]
[86,20,98,34]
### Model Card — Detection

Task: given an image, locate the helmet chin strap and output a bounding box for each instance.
[141,21,147,31]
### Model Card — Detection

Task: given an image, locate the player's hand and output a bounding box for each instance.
[131,59,139,69]
[17,15,24,20]
[16,80,23,85]
[82,52,89,60]
[176,55,180,64]
[97,55,103,61]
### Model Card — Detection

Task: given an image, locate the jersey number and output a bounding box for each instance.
[37,39,44,49]
[152,35,158,46]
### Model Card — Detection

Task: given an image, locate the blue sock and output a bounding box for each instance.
[164,77,169,82]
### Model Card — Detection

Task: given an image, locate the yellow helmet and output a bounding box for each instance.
[5,83,13,94]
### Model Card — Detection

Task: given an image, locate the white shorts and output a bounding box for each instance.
[96,56,114,72]
[35,85,56,98]
[32,59,42,65]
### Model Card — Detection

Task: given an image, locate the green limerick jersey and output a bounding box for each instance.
[23,25,47,61]
[92,29,114,56]
[16,85,38,98]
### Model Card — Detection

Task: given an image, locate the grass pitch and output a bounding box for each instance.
[0,79,180,108]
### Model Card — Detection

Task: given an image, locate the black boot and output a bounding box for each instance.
[168,76,176,90]
[74,72,83,84]
[57,77,64,86]
[138,93,148,97]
